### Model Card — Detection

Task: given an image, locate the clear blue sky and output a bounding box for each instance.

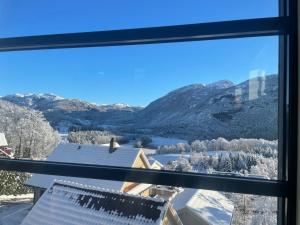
[0,0,278,106]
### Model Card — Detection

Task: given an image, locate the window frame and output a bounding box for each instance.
[0,1,297,224]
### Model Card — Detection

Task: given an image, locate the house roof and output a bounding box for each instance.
[127,183,153,195]
[26,143,142,190]
[149,159,164,170]
[172,188,234,225]
[21,181,169,225]
[0,133,8,147]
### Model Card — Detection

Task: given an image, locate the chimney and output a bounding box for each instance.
[109,138,120,153]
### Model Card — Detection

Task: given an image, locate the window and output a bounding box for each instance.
[0,0,278,37]
[0,1,297,225]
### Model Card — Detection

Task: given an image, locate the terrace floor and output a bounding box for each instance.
[0,194,33,225]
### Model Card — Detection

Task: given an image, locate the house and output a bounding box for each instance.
[0,133,13,158]
[171,188,234,225]
[132,184,234,225]
[150,159,164,170]
[21,180,182,225]
[0,133,8,147]
[26,141,151,203]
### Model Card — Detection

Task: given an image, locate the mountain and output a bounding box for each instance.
[2,93,142,132]
[2,75,278,140]
[135,75,278,140]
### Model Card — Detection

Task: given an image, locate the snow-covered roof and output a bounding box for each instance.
[26,143,142,190]
[0,133,8,147]
[22,181,169,225]
[172,188,234,225]
[150,160,164,170]
[127,183,152,195]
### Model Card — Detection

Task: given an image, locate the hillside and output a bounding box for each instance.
[135,75,278,140]
[2,75,278,140]
[2,94,142,132]
[0,100,59,159]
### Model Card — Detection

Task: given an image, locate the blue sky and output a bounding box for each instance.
[0,0,278,106]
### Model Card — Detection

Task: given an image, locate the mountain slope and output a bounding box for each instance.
[2,94,142,132]
[135,75,278,140]
[2,75,278,140]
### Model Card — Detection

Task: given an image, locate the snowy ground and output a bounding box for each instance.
[59,133,69,144]
[150,151,226,165]
[0,194,33,225]
[142,148,157,155]
[150,136,187,147]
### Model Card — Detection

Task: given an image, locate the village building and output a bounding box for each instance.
[0,133,13,158]
[21,180,183,225]
[149,159,164,170]
[172,188,234,225]
[25,140,234,225]
[26,141,151,203]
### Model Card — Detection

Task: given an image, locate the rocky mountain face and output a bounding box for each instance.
[2,94,142,132]
[135,75,278,140]
[2,75,278,140]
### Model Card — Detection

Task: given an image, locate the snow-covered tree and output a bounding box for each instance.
[218,153,233,172]
[0,100,59,159]
[191,140,207,152]
[0,100,59,195]
[175,156,193,172]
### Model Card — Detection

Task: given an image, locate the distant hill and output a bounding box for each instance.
[2,93,142,132]
[2,75,278,140]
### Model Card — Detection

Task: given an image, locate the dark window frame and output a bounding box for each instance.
[0,1,297,224]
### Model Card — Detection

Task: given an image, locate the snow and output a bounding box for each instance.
[0,194,33,225]
[0,194,33,201]
[172,188,234,225]
[142,148,157,155]
[58,133,69,144]
[151,151,230,165]
[127,183,152,195]
[26,143,141,190]
[150,154,190,165]
[205,80,234,89]
[150,137,187,147]
[14,93,64,101]
[22,181,168,225]
[0,133,8,147]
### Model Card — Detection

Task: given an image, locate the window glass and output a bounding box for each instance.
[0,36,279,180]
[0,170,277,225]
[0,0,278,38]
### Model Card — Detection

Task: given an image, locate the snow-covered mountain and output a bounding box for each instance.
[2,93,142,132]
[2,75,278,139]
[135,75,278,140]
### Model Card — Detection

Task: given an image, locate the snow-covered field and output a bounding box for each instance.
[0,194,33,225]
[150,154,190,165]
[150,136,187,147]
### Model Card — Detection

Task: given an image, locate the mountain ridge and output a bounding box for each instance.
[2,75,278,139]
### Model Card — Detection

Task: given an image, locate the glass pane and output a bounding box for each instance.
[0,170,277,225]
[0,36,279,180]
[0,0,278,38]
